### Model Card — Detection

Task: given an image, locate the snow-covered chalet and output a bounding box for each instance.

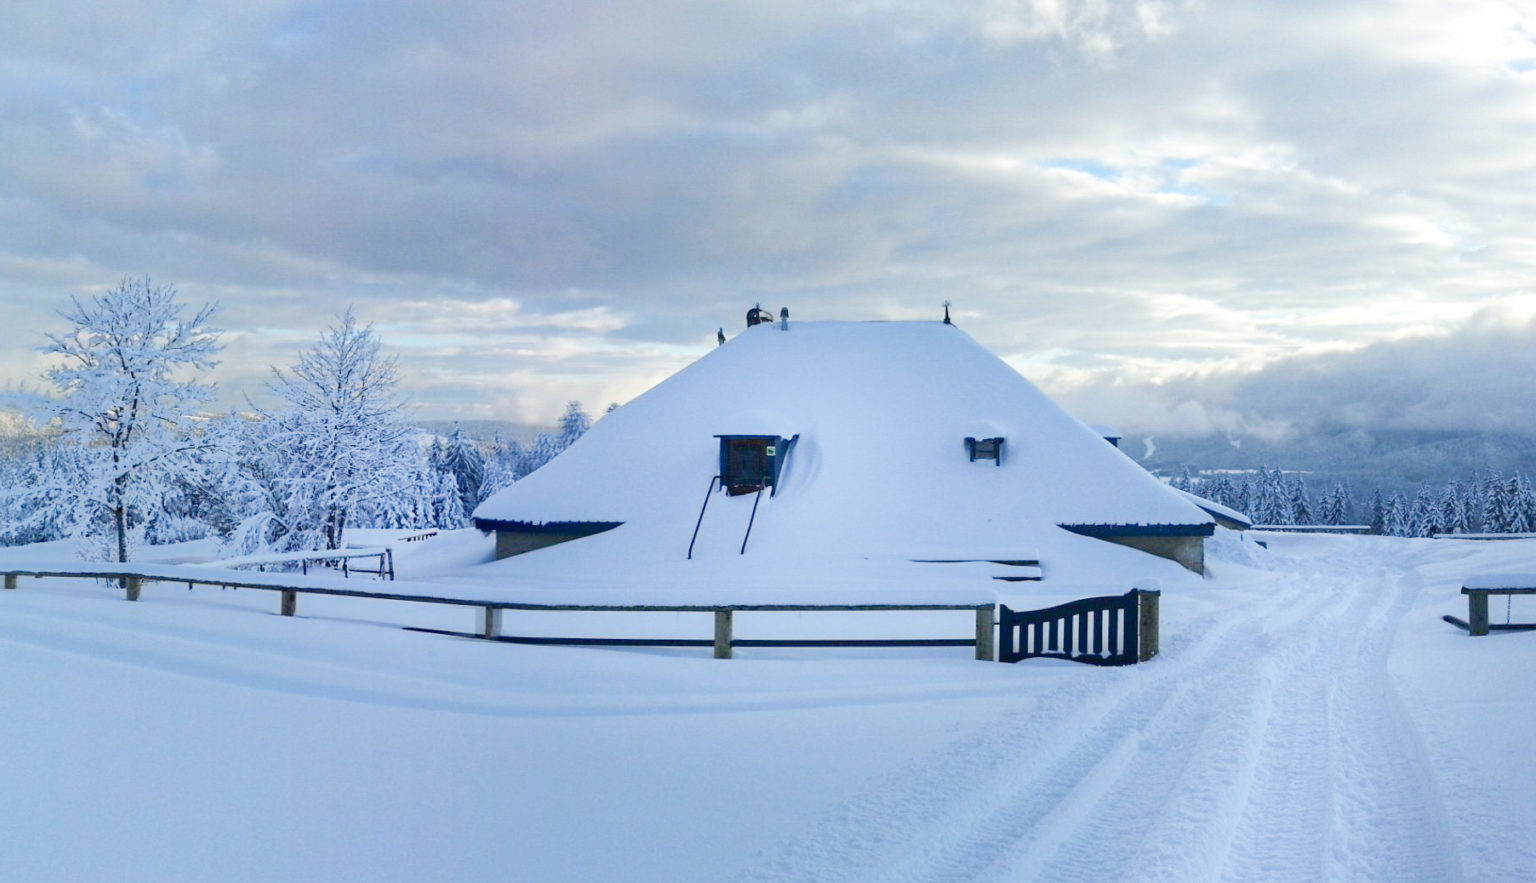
[472,317,1218,592]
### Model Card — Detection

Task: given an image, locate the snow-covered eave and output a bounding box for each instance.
[1462,573,1536,590]
[1058,522,1217,538]
[1174,488,1254,531]
[472,518,625,535]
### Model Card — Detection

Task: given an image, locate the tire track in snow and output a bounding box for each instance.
[737,575,1324,883]
[1319,567,1463,881]
[739,544,1462,882]
[986,571,1343,883]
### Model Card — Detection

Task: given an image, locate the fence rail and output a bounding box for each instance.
[198,547,395,580]
[998,587,1160,665]
[0,567,994,661]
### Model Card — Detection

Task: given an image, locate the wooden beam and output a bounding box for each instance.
[975,605,995,661]
[714,609,733,659]
[125,576,141,602]
[1468,591,1490,637]
[479,607,503,639]
[280,589,297,617]
[1137,589,1160,662]
[3,573,15,590]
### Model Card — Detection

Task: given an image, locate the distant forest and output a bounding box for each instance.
[0,403,595,555]
[1172,467,1536,536]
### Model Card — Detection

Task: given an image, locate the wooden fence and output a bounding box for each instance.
[1444,583,1536,636]
[997,587,1160,665]
[0,567,994,661]
[199,547,395,580]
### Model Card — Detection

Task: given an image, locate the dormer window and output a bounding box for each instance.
[717,435,794,495]
[965,436,1005,465]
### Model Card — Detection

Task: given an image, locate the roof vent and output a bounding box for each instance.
[746,305,773,328]
[965,436,1005,465]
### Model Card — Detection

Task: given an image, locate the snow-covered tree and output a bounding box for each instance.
[1383,493,1409,537]
[557,400,591,449]
[1507,475,1535,534]
[1207,475,1237,512]
[1250,468,1292,525]
[1169,467,1194,493]
[1368,489,1386,535]
[1407,486,1440,538]
[260,309,413,550]
[1480,472,1507,533]
[440,425,486,520]
[476,432,522,503]
[36,278,220,562]
[1439,481,1470,535]
[0,430,89,546]
[1320,483,1351,526]
[1287,475,1313,525]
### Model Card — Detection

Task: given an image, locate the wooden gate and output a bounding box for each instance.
[998,588,1159,665]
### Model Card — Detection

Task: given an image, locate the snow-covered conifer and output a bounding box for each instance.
[441,426,486,520]
[1480,472,1507,533]
[1288,475,1313,525]
[1508,475,1534,534]
[1383,493,1409,537]
[1320,483,1351,526]
[1439,481,1469,535]
[1407,486,1439,538]
[476,432,522,503]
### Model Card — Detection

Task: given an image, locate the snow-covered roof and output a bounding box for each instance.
[473,320,1212,588]
[1176,488,1254,530]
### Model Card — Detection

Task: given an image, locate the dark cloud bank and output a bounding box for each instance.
[1066,310,1536,487]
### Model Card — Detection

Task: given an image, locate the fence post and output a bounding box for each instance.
[125,576,141,602]
[479,606,502,639]
[280,589,297,617]
[1135,584,1161,662]
[975,605,995,661]
[1468,591,1489,637]
[3,573,15,590]
[713,609,733,659]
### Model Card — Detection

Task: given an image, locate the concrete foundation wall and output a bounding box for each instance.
[1099,534,1205,575]
[493,524,620,560]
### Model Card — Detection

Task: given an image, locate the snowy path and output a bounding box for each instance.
[739,545,1462,882]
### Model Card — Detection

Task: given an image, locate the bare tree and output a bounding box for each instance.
[263,309,411,550]
[42,277,221,562]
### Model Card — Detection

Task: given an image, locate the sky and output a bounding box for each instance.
[2,0,1535,436]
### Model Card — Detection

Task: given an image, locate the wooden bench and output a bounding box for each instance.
[1445,576,1536,636]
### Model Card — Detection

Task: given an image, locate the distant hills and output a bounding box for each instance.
[1136,428,1536,498]
[414,419,551,445]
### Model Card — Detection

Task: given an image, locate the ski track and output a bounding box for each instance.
[739,544,1463,883]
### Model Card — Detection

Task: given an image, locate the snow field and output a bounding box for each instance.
[3,532,1536,880]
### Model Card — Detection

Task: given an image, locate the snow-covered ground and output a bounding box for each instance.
[3,531,1534,881]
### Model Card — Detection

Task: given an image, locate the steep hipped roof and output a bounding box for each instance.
[474,321,1212,575]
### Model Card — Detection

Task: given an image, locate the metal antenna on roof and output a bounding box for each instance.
[943,301,952,325]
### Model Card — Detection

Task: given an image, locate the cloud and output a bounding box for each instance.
[1049,302,1536,439]
[1,0,1535,424]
